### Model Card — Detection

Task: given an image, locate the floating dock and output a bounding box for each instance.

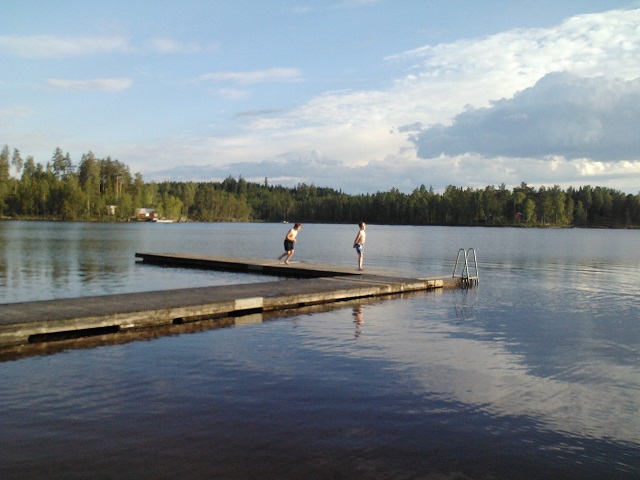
[0,253,461,350]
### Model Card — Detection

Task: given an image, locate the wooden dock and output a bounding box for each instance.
[0,253,460,350]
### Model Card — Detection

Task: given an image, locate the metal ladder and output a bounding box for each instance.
[452,248,479,287]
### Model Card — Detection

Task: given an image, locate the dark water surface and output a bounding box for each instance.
[1,221,639,479]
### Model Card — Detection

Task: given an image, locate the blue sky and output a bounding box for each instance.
[2,0,640,194]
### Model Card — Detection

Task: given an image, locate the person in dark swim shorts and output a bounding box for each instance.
[277,223,302,264]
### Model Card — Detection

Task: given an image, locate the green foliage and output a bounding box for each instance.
[1,144,640,227]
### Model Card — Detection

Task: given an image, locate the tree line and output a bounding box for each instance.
[2,145,640,227]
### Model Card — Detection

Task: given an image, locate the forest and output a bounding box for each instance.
[2,145,640,227]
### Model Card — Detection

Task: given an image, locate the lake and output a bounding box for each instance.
[1,221,639,479]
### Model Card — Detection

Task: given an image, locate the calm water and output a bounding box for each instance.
[1,221,639,479]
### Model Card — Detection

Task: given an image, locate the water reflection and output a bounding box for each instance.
[0,221,279,302]
[290,289,640,449]
[352,305,364,337]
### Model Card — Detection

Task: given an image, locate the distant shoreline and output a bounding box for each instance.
[2,216,637,230]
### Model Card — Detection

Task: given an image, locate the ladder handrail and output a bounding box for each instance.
[452,248,479,286]
[452,248,466,278]
[467,248,479,280]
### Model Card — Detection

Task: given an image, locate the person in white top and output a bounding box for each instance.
[353,221,366,271]
[277,223,302,264]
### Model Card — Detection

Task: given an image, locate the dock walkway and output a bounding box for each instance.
[0,253,459,349]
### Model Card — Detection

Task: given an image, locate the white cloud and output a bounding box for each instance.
[409,73,640,161]
[293,0,382,13]
[198,68,303,85]
[0,35,130,58]
[331,0,383,8]
[386,7,640,123]
[234,109,285,119]
[146,38,218,54]
[0,105,33,117]
[0,33,221,58]
[217,88,250,100]
[147,38,193,54]
[46,78,133,92]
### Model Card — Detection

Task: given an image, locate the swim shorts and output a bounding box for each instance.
[284,239,294,252]
[354,243,364,255]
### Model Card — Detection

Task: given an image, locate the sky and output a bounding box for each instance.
[2,0,640,194]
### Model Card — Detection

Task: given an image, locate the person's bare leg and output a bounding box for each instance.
[285,250,294,264]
